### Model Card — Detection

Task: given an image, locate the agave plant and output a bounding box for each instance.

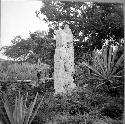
[80,45,124,89]
[2,91,44,124]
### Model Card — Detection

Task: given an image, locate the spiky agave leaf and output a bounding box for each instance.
[24,92,39,124]
[81,62,106,80]
[13,96,18,124]
[107,46,113,76]
[21,92,29,124]
[111,54,124,76]
[17,91,21,124]
[96,54,106,77]
[3,93,15,124]
[19,96,24,124]
[3,91,43,124]
[29,96,44,124]
[80,45,124,89]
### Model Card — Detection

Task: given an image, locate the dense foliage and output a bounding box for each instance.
[80,44,124,90]
[2,32,55,67]
[0,1,124,124]
[1,1,124,66]
[0,60,50,82]
[38,1,123,53]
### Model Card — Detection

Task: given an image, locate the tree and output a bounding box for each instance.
[2,31,56,67]
[38,1,124,52]
[1,1,124,69]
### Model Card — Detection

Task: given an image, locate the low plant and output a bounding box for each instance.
[80,45,124,89]
[2,91,44,124]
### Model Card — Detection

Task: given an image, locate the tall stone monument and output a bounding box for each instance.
[54,25,76,93]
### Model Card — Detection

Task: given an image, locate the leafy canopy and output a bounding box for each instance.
[1,1,124,66]
[2,31,55,66]
[38,1,124,51]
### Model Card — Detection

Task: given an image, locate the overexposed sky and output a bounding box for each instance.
[0,0,48,59]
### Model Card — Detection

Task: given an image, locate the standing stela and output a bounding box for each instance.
[54,25,76,93]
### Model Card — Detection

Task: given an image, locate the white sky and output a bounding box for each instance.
[0,0,49,59]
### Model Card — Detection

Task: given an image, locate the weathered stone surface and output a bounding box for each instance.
[54,25,76,93]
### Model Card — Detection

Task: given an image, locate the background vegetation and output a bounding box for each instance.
[0,1,124,124]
